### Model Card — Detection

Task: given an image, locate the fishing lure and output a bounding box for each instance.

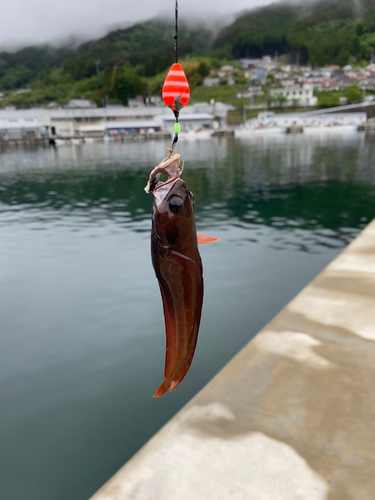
[145,155,217,397]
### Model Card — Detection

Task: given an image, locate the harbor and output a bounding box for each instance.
[1,99,375,148]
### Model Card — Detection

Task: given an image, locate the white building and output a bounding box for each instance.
[0,102,229,138]
[0,108,53,139]
[162,114,213,132]
[203,78,220,87]
[270,85,317,107]
[48,106,166,136]
[0,117,47,140]
[50,106,216,136]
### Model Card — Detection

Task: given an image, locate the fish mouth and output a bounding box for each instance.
[144,154,181,194]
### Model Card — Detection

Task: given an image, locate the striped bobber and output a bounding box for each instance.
[162,63,190,112]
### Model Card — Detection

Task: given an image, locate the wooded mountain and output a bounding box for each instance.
[3,0,375,105]
[0,20,212,92]
[217,0,375,65]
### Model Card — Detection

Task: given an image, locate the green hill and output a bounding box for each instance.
[0,20,213,106]
[216,0,375,66]
[3,1,375,107]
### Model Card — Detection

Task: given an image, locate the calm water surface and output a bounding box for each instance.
[0,135,375,500]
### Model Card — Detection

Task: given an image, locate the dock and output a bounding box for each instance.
[90,219,375,500]
[212,129,235,137]
[0,132,172,149]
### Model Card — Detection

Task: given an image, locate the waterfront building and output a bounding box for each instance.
[47,106,166,136]
[0,117,47,140]
[0,109,53,139]
[162,113,213,132]
[0,103,229,139]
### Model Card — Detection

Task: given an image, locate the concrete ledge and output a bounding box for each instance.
[90,219,375,500]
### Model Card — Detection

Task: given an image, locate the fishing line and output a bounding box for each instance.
[174,0,179,64]
[162,0,190,157]
[170,0,180,154]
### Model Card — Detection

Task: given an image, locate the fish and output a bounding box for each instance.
[145,154,218,398]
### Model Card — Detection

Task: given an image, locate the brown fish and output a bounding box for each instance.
[145,154,217,398]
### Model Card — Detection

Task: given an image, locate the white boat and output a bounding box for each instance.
[174,129,213,141]
[303,124,359,135]
[71,138,84,145]
[55,138,68,147]
[235,127,285,137]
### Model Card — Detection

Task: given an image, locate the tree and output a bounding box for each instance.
[110,64,145,104]
[197,62,210,78]
[343,84,362,104]
[276,94,288,107]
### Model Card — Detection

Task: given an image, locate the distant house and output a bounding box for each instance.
[319,78,340,91]
[280,78,298,88]
[270,85,317,107]
[203,78,220,87]
[252,70,268,84]
[248,84,264,97]
[237,85,264,99]
[360,76,375,90]
[256,56,276,71]
[0,92,4,101]
[65,99,97,109]
[239,59,262,69]
[47,102,61,109]
[218,65,234,78]
[336,75,356,91]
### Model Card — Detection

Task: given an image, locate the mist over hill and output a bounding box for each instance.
[216,0,375,64]
[2,0,375,106]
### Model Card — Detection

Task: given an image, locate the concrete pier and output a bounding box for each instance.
[90,220,375,500]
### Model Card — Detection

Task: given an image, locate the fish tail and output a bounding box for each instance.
[153,378,181,398]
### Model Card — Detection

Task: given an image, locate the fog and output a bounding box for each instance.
[0,0,276,49]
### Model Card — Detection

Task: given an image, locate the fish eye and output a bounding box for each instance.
[169,196,184,212]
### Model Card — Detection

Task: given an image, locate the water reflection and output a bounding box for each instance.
[0,136,374,250]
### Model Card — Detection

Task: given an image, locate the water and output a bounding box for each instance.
[0,134,374,500]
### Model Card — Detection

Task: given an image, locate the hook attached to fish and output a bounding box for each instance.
[145,154,218,397]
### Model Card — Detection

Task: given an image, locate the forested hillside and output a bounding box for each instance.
[3,0,375,107]
[0,20,213,106]
[217,0,375,66]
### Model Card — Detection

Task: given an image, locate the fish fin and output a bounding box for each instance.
[153,379,182,398]
[170,380,181,392]
[153,379,171,398]
[197,234,220,245]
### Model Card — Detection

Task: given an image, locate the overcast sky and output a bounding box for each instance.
[0,0,275,48]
